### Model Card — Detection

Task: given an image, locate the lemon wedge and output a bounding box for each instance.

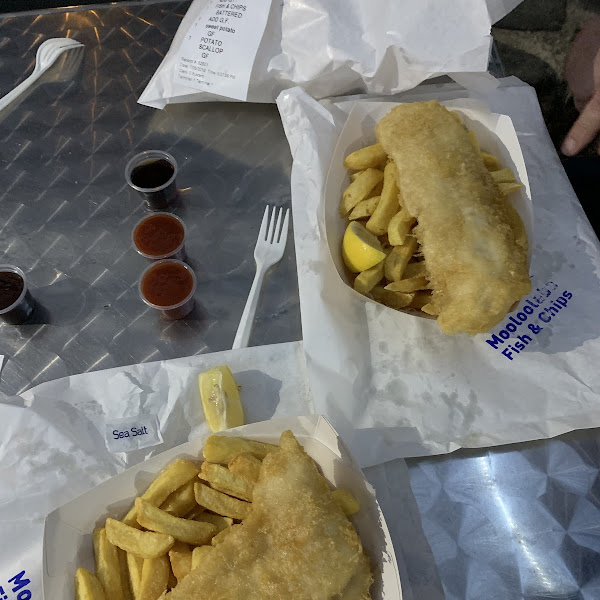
[342,221,386,273]
[198,366,244,432]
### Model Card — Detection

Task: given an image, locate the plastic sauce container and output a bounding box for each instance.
[139,259,196,320]
[132,213,186,262]
[0,265,36,324]
[125,150,178,210]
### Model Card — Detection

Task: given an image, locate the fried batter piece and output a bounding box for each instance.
[376,100,531,335]
[166,431,371,600]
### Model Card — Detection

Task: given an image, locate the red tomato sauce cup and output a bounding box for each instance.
[138,259,196,320]
[132,213,187,262]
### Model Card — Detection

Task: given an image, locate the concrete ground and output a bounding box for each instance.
[494,0,600,152]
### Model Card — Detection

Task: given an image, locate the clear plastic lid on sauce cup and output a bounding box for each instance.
[0,265,36,325]
[132,212,187,262]
[138,259,196,321]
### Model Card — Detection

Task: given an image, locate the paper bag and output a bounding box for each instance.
[139,0,523,108]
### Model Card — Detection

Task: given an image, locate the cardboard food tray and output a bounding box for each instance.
[324,98,534,318]
[43,415,403,599]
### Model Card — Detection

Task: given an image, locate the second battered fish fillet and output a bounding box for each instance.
[166,431,370,600]
[376,100,531,335]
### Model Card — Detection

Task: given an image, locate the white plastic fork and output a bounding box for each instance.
[0,38,84,112]
[232,206,290,349]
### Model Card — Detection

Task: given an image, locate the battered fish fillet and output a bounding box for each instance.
[166,431,370,600]
[376,100,531,335]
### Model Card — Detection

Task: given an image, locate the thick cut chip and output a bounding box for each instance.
[490,168,516,183]
[367,181,383,198]
[366,161,400,235]
[370,286,414,310]
[387,208,416,246]
[228,453,262,483]
[127,553,144,600]
[194,512,233,533]
[139,556,170,600]
[348,196,380,221]
[93,528,102,565]
[384,237,418,282]
[385,276,429,293]
[106,518,175,559]
[95,528,125,600]
[481,151,501,171]
[343,143,388,169]
[421,302,438,315]
[118,548,134,600]
[194,482,251,520]
[468,130,480,152]
[498,182,524,195]
[185,506,206,520]
[136,499,216,545]
[160,481,198,518]
[203,435,276,464]
[403,261,427,279]
[123,459,199,526]
[353,261,385,295]
[169,542,193,583]
[211,525,240,547]
[409,290,433,310]
[191,546,213,571]
[75,568,107,600]
[331,490,360,516]
[339,168,384,217]
[200,462,254,501]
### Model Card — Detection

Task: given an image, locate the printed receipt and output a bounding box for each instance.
[175,0,273,101]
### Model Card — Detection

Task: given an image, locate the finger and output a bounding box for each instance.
[562,93,600,156]
[574,95,590,113]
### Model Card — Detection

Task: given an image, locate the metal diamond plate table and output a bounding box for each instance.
[403,428,600,600]
[1,3,600,600]
[0,0,300,396]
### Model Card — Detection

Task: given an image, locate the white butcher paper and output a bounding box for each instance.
[276,78,600,466]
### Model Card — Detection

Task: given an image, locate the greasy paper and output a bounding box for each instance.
[277,79,600,466]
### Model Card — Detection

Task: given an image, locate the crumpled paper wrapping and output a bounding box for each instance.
[276,78,600,466]
[139,0,523,107]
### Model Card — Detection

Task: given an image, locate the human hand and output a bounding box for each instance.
[562,18,600,156]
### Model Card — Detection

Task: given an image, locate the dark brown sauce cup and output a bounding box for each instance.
[125,150,178,211]
[0,265,36,324]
